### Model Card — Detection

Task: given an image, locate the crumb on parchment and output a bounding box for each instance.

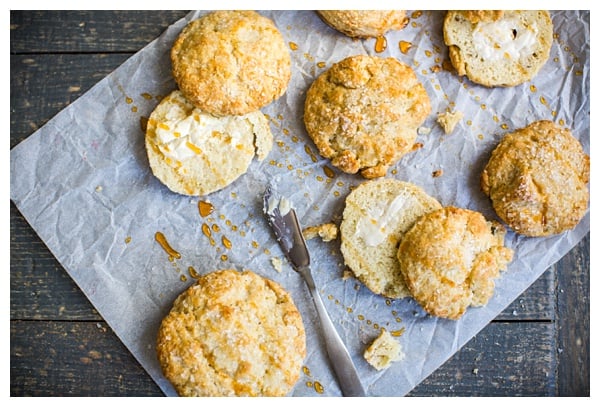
[302,223,338,242]
[437,110,464,134]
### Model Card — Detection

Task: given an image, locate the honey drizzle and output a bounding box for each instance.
[374,36,387,53]
[154,231,181,260]
[198,200,214,217]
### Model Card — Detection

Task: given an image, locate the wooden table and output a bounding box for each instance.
[10,11,590,396]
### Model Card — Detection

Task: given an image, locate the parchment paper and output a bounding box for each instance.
[10,10,590,396]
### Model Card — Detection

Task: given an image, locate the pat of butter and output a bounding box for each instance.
[153,92,246,163]
[266,194,293,217]
[355,192,416,246]
[472,18,538,61]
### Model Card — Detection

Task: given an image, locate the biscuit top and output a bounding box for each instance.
[398,207,513,319]
[317,10,407,38]
[481,120,589,236]
[171,11,291,116]
[156,269,306,396]
[304,55,430,178]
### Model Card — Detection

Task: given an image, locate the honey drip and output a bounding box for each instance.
[154,232,181,260]
[399,40,412,54]
[313,381,324,394]
[374,36,387,53]
[201,223,211,238]
[188,266,201,279]
[222,236,232,249]
[198,200,214,217]
[323,165,335,179]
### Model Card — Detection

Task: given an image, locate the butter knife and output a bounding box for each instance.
[263,186,366,397]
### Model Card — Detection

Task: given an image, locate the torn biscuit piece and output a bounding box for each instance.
[436,110,464,134]
[364,330,404,370]
[302,223,338,242]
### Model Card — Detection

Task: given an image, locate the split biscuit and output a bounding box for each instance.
[398,207,513,320]
[340,179,441,298]
[481,120,589,236]
[156,269,306,396]
[171,10,291,116]
[443,10,553,87]
[304,55,431,178]
[317,10,407,38]
[145,90,272,196]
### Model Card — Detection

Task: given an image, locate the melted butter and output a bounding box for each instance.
[355,191,419,246]
[155,232,181,259]
[472,18,538,61]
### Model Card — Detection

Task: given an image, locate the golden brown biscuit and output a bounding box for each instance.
[156,269,306,396]
[171,11,291,116]
[304,55,431,178]
[443,10,553,87]
[145,90,272,196]
[340,179,441,298]
[317,10,407,38]
[481,120,589,236]
[398,207,513,320]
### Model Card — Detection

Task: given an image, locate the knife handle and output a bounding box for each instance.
[298,265,366,397]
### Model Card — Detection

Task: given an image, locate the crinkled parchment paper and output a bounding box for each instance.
[10,11,589,396]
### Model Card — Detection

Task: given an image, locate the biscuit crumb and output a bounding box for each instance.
[95,185,103,192]
[432,169,443,178]
[364,330,405,370]
[271,257,283,273]
[437,110,463,134]
[342,269,354,280]
[417,126,431,135]
[302,223,338,242]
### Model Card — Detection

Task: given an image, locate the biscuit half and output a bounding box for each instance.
[317,10,407,38]
[304,55,431,178]
[171,10,291,116]
[145,90,272,196]
[398,207,513,320]
[443,10,553,87]
[156,269,306,396]
[340,179,442,298]
[481,120,589,236]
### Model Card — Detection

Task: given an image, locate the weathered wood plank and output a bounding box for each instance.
[10,10,188,54]
[409,321,556,396]
[10,53,131,148]
[10,320,163,396]
[556,232,590,396]
[11,320,555,396]
[10,202,100,321]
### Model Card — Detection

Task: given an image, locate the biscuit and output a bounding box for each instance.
[363,330,404,371]
[156,269,306,396]
[304,55,431,178]
[317,10,407,38]
[481,120,589,236]
[171,11,291,116]
[443,10,553,87]
[145,90,272,196]
[340,179,441,298]
[398,207,514,320]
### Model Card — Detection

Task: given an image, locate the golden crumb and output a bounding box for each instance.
[436,110,463,134]
[302,223,338,242]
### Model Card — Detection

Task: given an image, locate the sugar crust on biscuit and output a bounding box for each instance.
[481,120,589,236]
[304,55,431,178]
[171,10,291,116]
[156,269,306,396]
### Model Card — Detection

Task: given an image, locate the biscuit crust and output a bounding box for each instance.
[340,179,441,298]
[443,10,553,87]
[145,90,272,196]
[398,207,513,320]
[171,11,291,116]
[304,55,431,178]
[156,269,306,396]
[481,120,589,236]
[317,10,407,38]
